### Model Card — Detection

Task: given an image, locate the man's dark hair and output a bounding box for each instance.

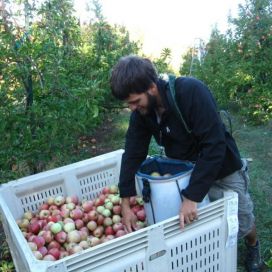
[110,55,158,100]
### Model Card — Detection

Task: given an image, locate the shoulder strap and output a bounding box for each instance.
[166,74,192,134]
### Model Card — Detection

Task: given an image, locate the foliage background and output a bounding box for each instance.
[0,0,271,270]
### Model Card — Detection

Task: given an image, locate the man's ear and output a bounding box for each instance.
[147,83,158,95]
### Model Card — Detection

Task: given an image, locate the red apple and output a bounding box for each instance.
[48,248,61,260]
[75,219,84,230]
[55,231,67,244]
[136,209,146,221]
[82,200,94,212]
[42,230,53,244]
[32,236,45,248]
[105,226,114,236]
[112,205,122,214]
[70,208,83,220]
[102,186,110,195]
[88,210,98,221]
[38,246,48,257]
[47,240,61,250]
[28,222,41,235]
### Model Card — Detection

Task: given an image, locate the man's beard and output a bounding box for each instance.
[138,92,158,115]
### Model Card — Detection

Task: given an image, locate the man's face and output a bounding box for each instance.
[125,91,157,115]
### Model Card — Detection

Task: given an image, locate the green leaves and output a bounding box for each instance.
[0,0,139,183]
[180,0,272,125]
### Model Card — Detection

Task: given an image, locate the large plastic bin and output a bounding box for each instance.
[0,149,238,272]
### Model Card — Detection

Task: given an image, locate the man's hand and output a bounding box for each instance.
[121,197,138,233]
[179,197,198,229]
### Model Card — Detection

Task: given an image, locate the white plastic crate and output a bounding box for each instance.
[0,149,238,272]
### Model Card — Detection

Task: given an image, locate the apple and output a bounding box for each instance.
[88,236,100,247]
[96,214,105,226]
[136,209,146,221]
[55,231,67,244]
[136,197,144,206]
[67,230,81,243]
[115,229,126,237]
[131,205,141,214]
[104,201,113,210]
[129,196,137,206]
[66,203,75,210]
[88,210,98,220]
[18,218,30,229]
[63,222,75,233]
[102,209,111,217]
[102,186,111,195]
[60,208,70,218]
[42,230,54,243]
[109,185,119,194]
[43,254,56,261]
[54,196,65,206]
[111,195,120,205]
[50,222,62,234]
[96,206,105,214]
[150,171,160,177]
[39,203,49,211]
[82,200,94,212]
[63,218,74,224]
[65,195,79,205]
[112,205,121,215]
[113,222,124,233]
[32,236,45,248]
[28,222,41,235]
[47,240,61,250]
[70,208,83,220]
[38,246,48,257]
[112,215,121,224]
[23,211,33,220]
[79,240,89,249]
[33,250,43,260]
[79,229,88,241]
[47,197,55,205]
[75,219,84,230]
[136,221,146,229]
[105,226,114,236]
[39,210,50,219]
[49,205,58,211]
[48,248,61,260]
[103,217,113,226]
[69,245,83,254]
[87,221,97,232]
[60,251,69,259]
[93,226,104,238]
[28,242,38,251]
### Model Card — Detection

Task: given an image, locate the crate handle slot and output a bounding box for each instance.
[149,249,166,261]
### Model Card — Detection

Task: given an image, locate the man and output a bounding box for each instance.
[110,55,263,272]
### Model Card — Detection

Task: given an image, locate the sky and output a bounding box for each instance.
[74,0,246,69]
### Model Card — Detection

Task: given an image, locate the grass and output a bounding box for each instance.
[0,109,271,271]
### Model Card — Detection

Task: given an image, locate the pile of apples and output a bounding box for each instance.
[16,185,146,261]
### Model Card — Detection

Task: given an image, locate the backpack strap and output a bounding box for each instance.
[166,74,192,134]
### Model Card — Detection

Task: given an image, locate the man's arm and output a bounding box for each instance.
[119,111,152,231]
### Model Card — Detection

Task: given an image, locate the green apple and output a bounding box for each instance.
[150,171,161,177]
